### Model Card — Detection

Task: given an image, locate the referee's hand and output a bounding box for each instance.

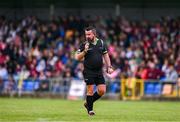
[84,43,89,52]
[107,66,114,74]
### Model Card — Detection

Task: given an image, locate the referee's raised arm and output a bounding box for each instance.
[75,43,89,61]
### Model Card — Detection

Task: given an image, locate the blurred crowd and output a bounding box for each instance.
[0,15,179,82]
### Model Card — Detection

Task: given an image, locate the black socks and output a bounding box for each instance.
[86,92,102,111]
[93,92,101,102]
[86,95,93,111]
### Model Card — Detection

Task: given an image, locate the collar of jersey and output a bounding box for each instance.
[90,38,99,45]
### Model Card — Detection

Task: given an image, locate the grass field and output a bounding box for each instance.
[0,98,180,122]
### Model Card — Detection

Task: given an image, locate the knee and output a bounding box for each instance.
[87,90,94,96]
[98,88,106,96]
[87,86,94,96]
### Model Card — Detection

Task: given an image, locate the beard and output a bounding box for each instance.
[86,37,94,42]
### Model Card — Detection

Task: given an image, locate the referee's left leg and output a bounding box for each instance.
[92,84,106,103]
[97,84,106,96]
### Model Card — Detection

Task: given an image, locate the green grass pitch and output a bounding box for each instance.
[0,98,180,122]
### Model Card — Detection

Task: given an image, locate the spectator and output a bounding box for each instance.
[0,64,8,80]
[165,64,179,81]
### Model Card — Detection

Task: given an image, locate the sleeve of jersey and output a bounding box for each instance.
[77,43,85,53]
[103,42,108,54]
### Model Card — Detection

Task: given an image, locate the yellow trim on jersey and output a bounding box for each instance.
[103,51,108,54]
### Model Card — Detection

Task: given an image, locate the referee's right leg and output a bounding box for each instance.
[86,85,94,111]
[84,84,96,116]
[83,73,96,115]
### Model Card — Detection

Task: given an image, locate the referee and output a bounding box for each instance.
[75,26,113,116]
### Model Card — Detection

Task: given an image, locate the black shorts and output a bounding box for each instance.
[83,72,105,85]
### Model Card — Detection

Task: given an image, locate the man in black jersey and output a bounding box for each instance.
[75,26,113,116]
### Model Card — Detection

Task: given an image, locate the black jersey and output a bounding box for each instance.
[77,38,108,75]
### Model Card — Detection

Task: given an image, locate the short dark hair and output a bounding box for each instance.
[84,26,96,35]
